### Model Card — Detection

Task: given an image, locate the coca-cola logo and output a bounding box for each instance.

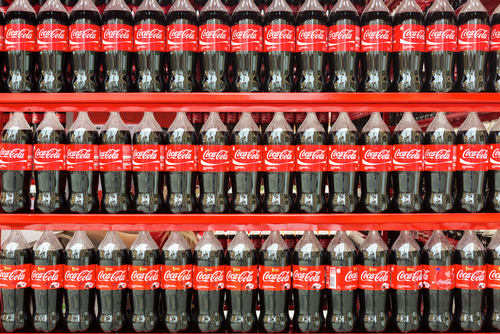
[492,148,500,159]
[456,269,485,282]
[363,29,390,40]
[360,269,389,282]
[328,28,353,40]
[489,269,500,281]
[364,149,391,160]
[492,29,500,39]
[226,270,255,283]
[425,148,452,160]
[169,28,195,40]
[0,147,26,159]
[232,28,258,40]
[163,269,192,282]
[234,149,260,160]
[32,269,60,281]
[130,269,160,282]
[38,28,66,40]
[65,269,94,282]
[133,149,158,160]
[6,28,34,39]
[71,28,97,40]
[330,148,357,160]
[394,148,422,160]
[266,28,293,40]
[166,148,194,160]
[100,149,120,160]
[266,149,293,160]
[98,269,127,282]
[292,269,321,282]
[298,28,325,40]
[195,270,224,283]
[67,148,91,160]
[136,28,163,40]
[462,148,488,160]
[460,28,488,40]
[396,269,423,282]
[299,149,325,160]
[202,149,228,161]
[262,270,290,283]
[35,148,62,159]
[345,270,358,282]
[200,28,227,40]
[428,28,456,40]
[0,269,27,281]
[104,28,131,40]
[402,28,424,40]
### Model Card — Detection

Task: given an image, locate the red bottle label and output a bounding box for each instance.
[292,265,325,290]
[198,145,230,172]
[0,264,31,289]
[99,144,132,171]
[425,24,457,52]
[166,23,198,52]
[128,265,161,290]
[491,24,500,51]
[0,143,33,171]
[264,24,295,52]
[393,23,424,52]
[326,265,358,290]
[259,265,291,291]
[69,23,100,52]
[390,265,423,290]
[199,24,230,52]
[31,264,63,290]
[37,23,68,52]
[63,265,96,290]
[422,264,454,290]
[424,145,455,171]
[0,25,5,51]
[456,144,488,171]
[132,145,165,172]
[193,265,225,291]
[165,144,197,172]
[160,264,193,290]
[66,144,99,171]
[487,264,500,289]
[455,264,486,289]
[296,145,327,172]
[296,24,327,52]
[361,24,392,52]
[231,24,263,52]
[226,265,258,291]
[458,23,489,52]
[263,145,295,172]
[489,144,500,170]
[5,23,36,52]
[328,145,359,172]
[134,23,166,52]
[358,265,390,290]
[102,23,133,52]
[392,144,424,171]
[34,144,66,171]
[231,145,262,172]
[328,24,360,52]
[96,265,128,290]
[360,145,392,172]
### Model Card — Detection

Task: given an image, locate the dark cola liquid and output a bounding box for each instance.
[231,129,262,213]
[5,10,36,92]
[487,244,500,331]
[488,127,500,212]
[456,11,489,92]
[37,10,69,93]
[360,11,391,92]
[490,13,500,92]
[0,127,33,213]
[70,9,101,92]
[424,11,456,92]
[392,11,423,92]
[102,10,133,92]
[0,12,4,91]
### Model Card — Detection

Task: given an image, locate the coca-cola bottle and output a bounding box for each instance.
[487,231,500,331]
[161,231,193,333]
[489,118,500,212]
[165,112,197,214]
[263,112,295,213]
[132,112,166,214]
[359,112,391,213]
[0,230,32,332]
[456,112,488,213]
[295,112,327,213]
[32,230,64,333]
[327,0,360,92]
[423,0,457,92]
[325,231,358,333]
[198,112,230,213]
[63,231,97,333]
[422,230,454,332]
[490,6,500,92]
[358,231,390,333]
[193,231,225,332]
[36,0,69,92]
[4,0,37,92]
[231,112,263,213]
[456,0,489,92]
[259,231,291,333]
[69,0,101,92]
[263,0,295,92]
[292,231,325,333]
[454,230,486,332]
[360,0,392,92]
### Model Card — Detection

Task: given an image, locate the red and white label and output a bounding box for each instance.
[231,24,263,52]
[328,145,359,172]
[226,265,258,291]
[326,265,358,290]
[37,23,68,52]
[102,24,133,52]
[165,145,197,172]
[390,265,423,290]
[424,145,455,171]
[328,24,360,52]
[358,265,390,290]
[263,145,295,172]
[161,264,193,290]
[425,24,457,52]
[491,25,500,51]
[134,24,165,52]
[0,144,33,171]
[231,145,262,172]
[96,265,128,290]
[292,265,325,290]
[69,24,100,52]
[99,144,132,171]
[31,264,63,290]
[296,145,327,172]
[361,24,392,52]
[34,144,66,171]
[422,265,454,290]
[198,145,230,172]
[489,144,500,170]
[360,145,392,172]
[487,264,500,289]
[296,24,327,52]
[63,265,96,290]
[0,264,31,289]
[132,145,165,172]
[393,24,425,52]
[264,24,295,52]
[0,26,5,51]
[456,144,488,171]
[199,24,230,52]
[259,265,291,291]
[455,264,486,289]
[392,144,424,171]
[458,24,489,52]
[5,24,36,52]
[193,265,225,291]
[67,144,99,171]
[129,265,160,290]
[166,24,198,52]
